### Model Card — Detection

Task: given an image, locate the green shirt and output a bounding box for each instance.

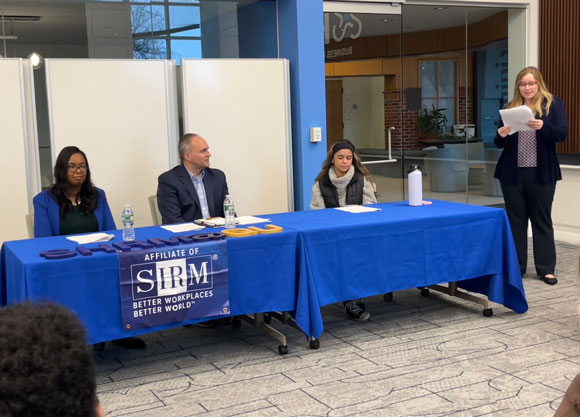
[59,206,98,236]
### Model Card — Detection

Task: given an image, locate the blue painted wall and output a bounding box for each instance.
[278,0,327,211]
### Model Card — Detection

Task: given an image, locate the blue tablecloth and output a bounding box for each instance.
[267,200,528,339]
[0,226,300,344]
[0,200,527,344]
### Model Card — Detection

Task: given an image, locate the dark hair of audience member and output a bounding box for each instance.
[0,302,98,417]
[51,146,98,219]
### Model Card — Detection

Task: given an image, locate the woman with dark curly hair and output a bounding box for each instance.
[33,146,116,237]
[0,301,104,417]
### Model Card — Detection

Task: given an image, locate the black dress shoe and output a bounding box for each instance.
[542,275,558,285]
[112,337,146,349]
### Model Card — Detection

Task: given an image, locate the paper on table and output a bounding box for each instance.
[236,216,270,225]
[499,105,535,134]
[334,205,381,213]
[66,233,115,244]
[196,216,268,227]
[161,223,205,233]
[197,217,226,227]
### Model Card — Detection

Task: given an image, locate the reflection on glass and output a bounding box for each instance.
[171,39,202,64]
[131,5,166,34]
[421,62,437,98]
[133,39,166,60]
[169,5,201,37]
[438,61,455,97]
[439,98,455,130]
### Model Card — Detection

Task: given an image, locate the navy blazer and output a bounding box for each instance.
[33,188,117,237]
[494,96,568,184]
[156,165,229,224]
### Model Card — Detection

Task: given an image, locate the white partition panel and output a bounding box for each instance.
[0,59,38,241]
[181,59,293,216]
[46,59,179,227]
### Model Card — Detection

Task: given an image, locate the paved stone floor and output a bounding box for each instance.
[97,241,579,417]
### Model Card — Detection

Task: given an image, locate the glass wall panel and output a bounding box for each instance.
[0,0,278,184]
[324,9,404,203]
[397,4,524,207]
[0,0,277,62]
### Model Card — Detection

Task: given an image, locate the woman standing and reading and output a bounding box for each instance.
[494,66,568,285]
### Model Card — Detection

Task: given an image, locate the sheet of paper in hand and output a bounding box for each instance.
[499,105,535,134]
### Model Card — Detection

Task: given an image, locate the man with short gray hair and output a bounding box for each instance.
[157,133,229,224]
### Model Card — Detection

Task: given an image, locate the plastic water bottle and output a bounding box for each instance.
[223,195,235,229]
[121,204,135,241]
[408,164,423,207]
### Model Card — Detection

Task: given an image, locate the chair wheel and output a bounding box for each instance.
[309,339,320,349]
[483,308,493,317]
[264,313,272,324]
[232,318,242,328]
[278,345,288,354]
[420,288,430,297]
[383,292,393,302]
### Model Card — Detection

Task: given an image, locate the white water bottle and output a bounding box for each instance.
[223,194,235,229]
[121,204,135,241]
[408,164,423,207]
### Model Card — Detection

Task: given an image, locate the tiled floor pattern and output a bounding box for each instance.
[97,241,579,417]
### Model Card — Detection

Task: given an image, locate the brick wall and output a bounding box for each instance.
[384,86,474,151]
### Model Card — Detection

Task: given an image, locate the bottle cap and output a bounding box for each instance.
[408,164,420,173]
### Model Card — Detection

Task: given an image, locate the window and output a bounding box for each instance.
[131,1,201,63]
[420,60,456,133]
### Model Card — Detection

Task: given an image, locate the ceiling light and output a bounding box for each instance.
[28,52,44,69]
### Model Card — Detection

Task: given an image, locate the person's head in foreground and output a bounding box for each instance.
[0,301,104,417]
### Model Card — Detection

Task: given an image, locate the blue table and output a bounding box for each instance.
[0,226,300,344]
[267,200,528,339]
[1,200,527,345]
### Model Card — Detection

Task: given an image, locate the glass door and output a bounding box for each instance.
[324,2,526,206]
[324,2,404,202]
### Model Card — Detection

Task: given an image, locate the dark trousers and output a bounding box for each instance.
[500,167,556,276]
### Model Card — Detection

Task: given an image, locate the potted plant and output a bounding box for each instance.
[417,105,448,141]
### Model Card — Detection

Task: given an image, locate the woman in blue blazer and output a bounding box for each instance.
[494,66,568,285]
[32,146,144,350]
[33,146,116,238]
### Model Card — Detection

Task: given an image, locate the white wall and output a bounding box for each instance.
[46,59,179,228]
[181,59,293,216]
[342,76,385,149]
[0,59,38,241]
[553,167,580,244]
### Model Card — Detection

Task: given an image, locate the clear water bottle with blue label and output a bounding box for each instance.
[121,204,135,241]
[223,194,235,229]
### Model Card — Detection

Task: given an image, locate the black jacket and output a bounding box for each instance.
[318,171,364,208]
[156,165,229,224]
[494,96,568,184]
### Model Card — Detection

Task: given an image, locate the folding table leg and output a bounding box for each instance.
[240,313,289,354]
[428,282,493,317]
